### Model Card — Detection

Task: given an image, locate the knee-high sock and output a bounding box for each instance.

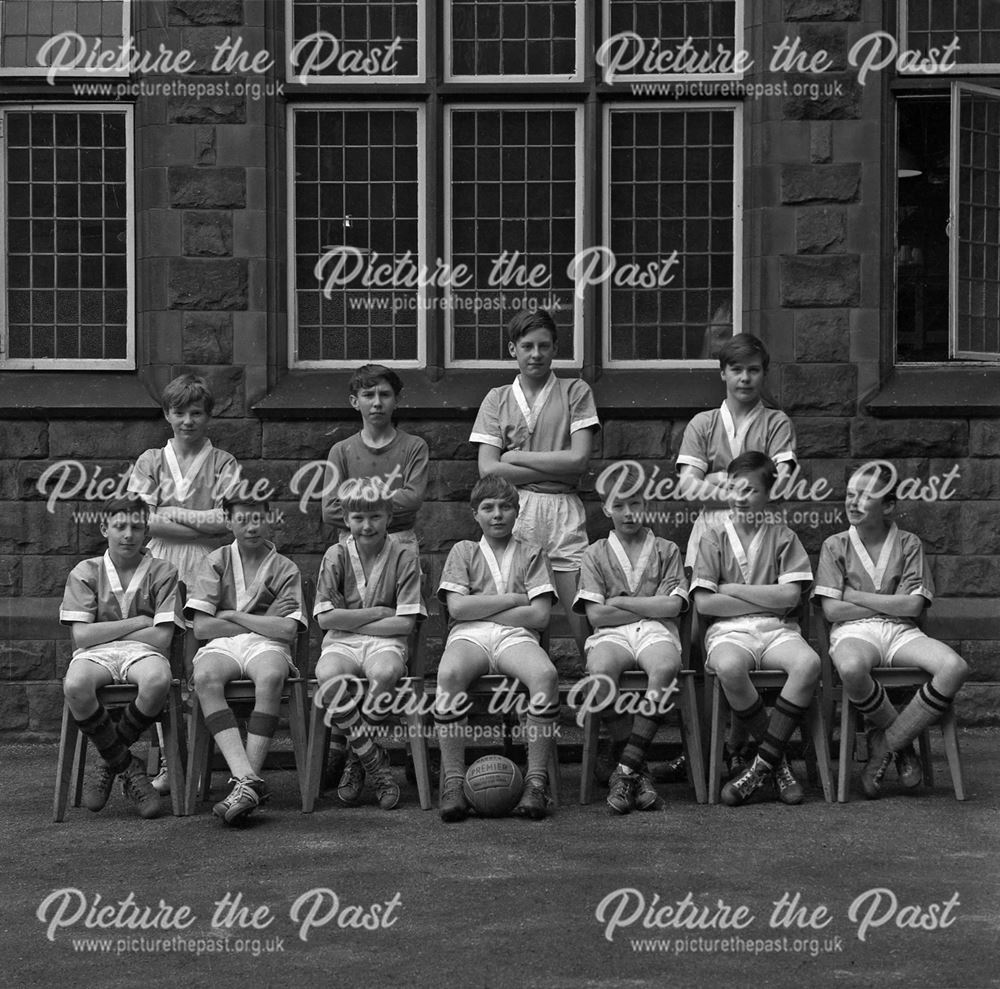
[525,702,560,786]
[854,681,898,731]
[245,711,280,776]
[116,700,158,748]
[731,694,768,747]
[75,705,130,774]
[885,683,953,752]
[204,708,255,780]
[757,696,808,770]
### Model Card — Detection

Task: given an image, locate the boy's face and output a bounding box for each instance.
[227,504,270,548]
[473,496,519,540]
[721,358,765,406]
[346,508,390,546]
[728,470,771,514]
[165,400,210,443]
[508,327,556,381]
[604,493,645,536]
[101,511,148,559]
[845,472,892,527]
[350,380,398,429]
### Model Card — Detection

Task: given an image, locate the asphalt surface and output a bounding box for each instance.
[2,733,998,989]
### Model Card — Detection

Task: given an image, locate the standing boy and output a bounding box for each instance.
[814,462,968,798]
[470,310,599,657]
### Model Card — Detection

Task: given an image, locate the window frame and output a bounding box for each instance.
[898,1,998,76]
[0,101,136,371]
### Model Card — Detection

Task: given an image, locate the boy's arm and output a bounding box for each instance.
[148,514,204,539]
[192,611,249,640]
[676,465,730,508]
[121,624,175,655]
[585,601,647,627]
[499,428,593,475]
[156,506,228,535]
[391,438,429,517]
[71,616,153,651]
[717,581,801,611]
[490,594,552,631]
[355,615,416,637]
[607,594,684,620]
[693,588,767,617]
[478,443,562,485]
[841,588,926,618]
[218,609,299,644]
[446,591,528,621]
[820,597,879,622]
[320,445,346,529]
[317,606,396,631]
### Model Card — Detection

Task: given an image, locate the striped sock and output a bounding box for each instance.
[75,705,130,774]
[434,711,468,784]
[245,711,280,775]
[757,695,808,770]
[885,683,953,752]
[330,702,382,771]
[525,702,560,786]
[619,713,663,774]
[854,681,898,731]
[732,695,768,746]
[116,700,158,748]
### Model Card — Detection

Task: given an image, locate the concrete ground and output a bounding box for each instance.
[2,732,998,989]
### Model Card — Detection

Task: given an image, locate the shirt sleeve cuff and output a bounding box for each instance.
[185,599,215,616]
[59,610,93,624]
[676,454,708,472]
[469,432,502,447]
[773,451,797,464]
[573,590,604,612]
[569,416,601,433]
[395,603,423,616]
[911,587,934,601]
[778,572,814,584]
[812,586,843,600]
[527,583,557,600]
[153,610,176,626]
[690,577,717,593]
[438,582,468,598]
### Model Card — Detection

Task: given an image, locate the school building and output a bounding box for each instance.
[0,0,997,738]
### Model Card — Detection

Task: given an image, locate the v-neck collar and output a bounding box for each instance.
[103,549,152,618]
[607,530,654,594]
[512,373,557,436]
[347,536,391,607]
[849,523,898,592]
[230,540,277,612]
[478,536,517,595]
[719,401,763,459]
[723,516,766,584]
[164,438,214,502]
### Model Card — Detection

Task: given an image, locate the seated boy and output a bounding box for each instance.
[574,476,688,815]
[815,462,968,799]
[313,482,424,810]
[691,451,820,806]
[186,494,306,825]
[60,497,181,819]
[433,476,560,822]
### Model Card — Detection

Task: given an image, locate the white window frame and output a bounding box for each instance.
[0,102,135,370]
[599,0,745,84]
[443,102,585,369]
[898,1,993,75]
[444,0,585,83]
[0,0,131,78]
[286,102,428,370]
[285,0,426,85]
[602,100,742,369]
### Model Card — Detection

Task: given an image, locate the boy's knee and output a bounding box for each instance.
[62,672,94,704]
[941,650,970,687]
[710,651,750,684]
[139,665,172,699]
[833,652,873,686]
[792,649,821,683]
[253,666,288,698]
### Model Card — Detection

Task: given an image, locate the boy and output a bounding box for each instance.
[313,482,424,810]
[470,309,600,658]
[322,364,429,555]
[815,462,968,799]
[574,475,689,814]
[60,497,181,819]
[433,476,560,822]
[186,494,307,825]
[692,452,820,806]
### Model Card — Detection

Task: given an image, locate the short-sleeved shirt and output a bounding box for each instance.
[676,403,796,478]
[438,537,556,625]
[185,541,307,628]
[814,524,934,615]
[573,530,689,620]
[321,429,429,534]
[469,373,600,493]
[60,550,183,647]
[128,439,240,515]
[314,536,425,646]
[691,517,813,616]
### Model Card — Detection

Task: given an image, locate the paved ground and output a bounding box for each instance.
[2,733,998,989]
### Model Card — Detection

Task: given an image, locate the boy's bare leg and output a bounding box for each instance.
[243,651,290,776]
[194,652,256,780]
[553,569,589,659]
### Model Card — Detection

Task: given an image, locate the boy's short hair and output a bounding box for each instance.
[349,363,404,397]
[850,461,897,505]
[603,464,644,506]
[161,373,215,415]
[718,332,770,372]
[339,478,395,516]
[506,309,557,346]
[470,475,519,511]
[728,450,777,490]
[100,496,149,522]
[222,493,270,517]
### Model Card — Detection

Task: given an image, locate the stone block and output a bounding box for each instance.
[0,684,29,733]
[262,422,347,461]
[929,459,1000,501]
[48,421,165,459]
[169,82,246,124]
[793,417,851,456]
[0,503,76,555]
[183,211,233,256]
[794,310,850,361]
[0,555,20,594]
[850,419,967,458]
[415,503,479,553]
[1,640,56,680]
[784,0,861,19]
[210,418,262,459]
[795,208,847,255]
[196,125,217,165]
[268,501,327,554]
[810,122,833,163]
[0,462,17,500]
[954,684,1000,726]
[933,557,1000,597]
[168,167,246,209]
[796,24,849,70]
[26,683,64,735]
[969,420,1000,457]
[0,421,47,457]
[783,75,862,120]
[782,364,856,415]
[780,254,861,307]
[17,459,133,503]
[426,461,480,502]
[168,1,244,26]
[55,640,73,678]
[405,422,478,460]
[961,505,1000,555]
[891,501,963,554]
[601,420,670,459]
[170,365,245,417]
[781,164,861,204]
[21,556,77,597]
[168,258,248,309]
[961,641,1000,682]
[182,312,234,363]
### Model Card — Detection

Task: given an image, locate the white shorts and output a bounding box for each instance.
[319,632,408,678]
[68,641,170,684]
[829,618,929,667]
[192,632,297,681]
[705,615,805,671]
[446,620,542,673]
[585,619,682,663]
[514,490,588,571]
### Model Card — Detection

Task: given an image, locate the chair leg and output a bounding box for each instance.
[162,687,187,817]
[838,697,856,803]
[918,728,935,788]
[287,682,310,806]
[804,698,834,803]
[53,703,79,823]
[547,748,560,807]
[71,724,87,809]
[406,716,433,811]
[185,695,212,815]
[708,678,726,805]
[578,712,600,805]
[940,708,966,801]
[678,675,707,805]
[302,701,329,813]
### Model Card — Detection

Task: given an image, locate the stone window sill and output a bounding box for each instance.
[0,373,159,417]
[866,367,1000,417]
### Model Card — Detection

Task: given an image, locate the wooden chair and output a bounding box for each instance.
[184,579,314,815]
[813,610,965,802]
[700,598,835,804]
[302,613,433,812]
[577,607,708,805]
[53,622,188,821]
